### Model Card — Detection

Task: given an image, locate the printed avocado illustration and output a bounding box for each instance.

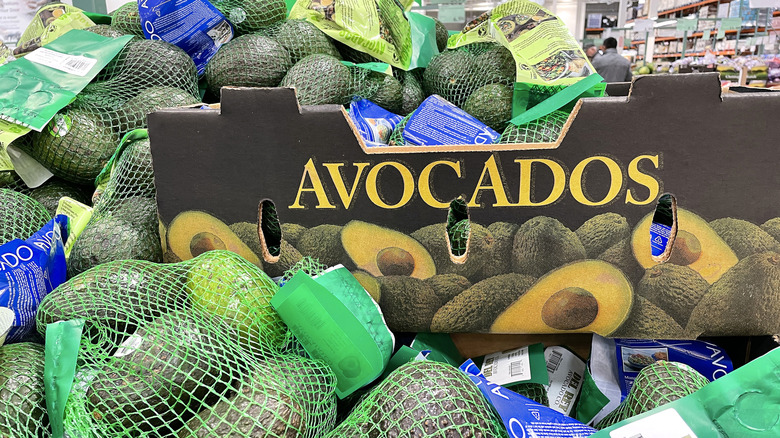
[512,216,587,277]
[166,211,261,266]
[631,208,738,284]
[636,264,709,327]
[280,223,308,248]
[760,218,780,243]
[709,218,780,259]
[491,260,633,335]
[229,222,303,277]
[477,222,518,280]
[411,223,494,281]
[377,276,441,332]
[431,274,535,332]
[687,251,780,336]
[296,224,352,268]
[610,296,687,339]
[597,238,645,284]
[423,274,471,305]
[575,212,630,258]
[340,221,436,279]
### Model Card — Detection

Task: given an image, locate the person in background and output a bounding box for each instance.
[584,44,600,62]
[592,37,632,83]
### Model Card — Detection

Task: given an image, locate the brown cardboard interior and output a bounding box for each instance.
[149,73,780,338]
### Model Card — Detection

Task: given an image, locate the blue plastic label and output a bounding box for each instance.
[138,0,233,75]
[403,95,499,146]
[614,339,733,401]
[348,99,403,147]
[0,215,68,342]
[460,359,596,438]
[649,222,672,258]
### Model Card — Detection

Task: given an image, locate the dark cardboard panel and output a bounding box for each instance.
[149,74,780,336]
[150,74,780,232]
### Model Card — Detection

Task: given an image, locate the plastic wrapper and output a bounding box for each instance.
[0,215,68,343]
[348,99,403,147]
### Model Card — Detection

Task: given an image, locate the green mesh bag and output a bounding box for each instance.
[280,54,352,106]
[84,24,129,38]
[327,360,507,437]
[0,189,52,245]
[595,361,710,429]
[433,18,449,53]
[463,83,513,133]
[423,43,514,108]
[28,178,92,216]
[111,2,144,36]
[37,251,338,437]
[19,39,198,185]
[499,110,570,144]
[0,342,49,438]
[260,19,342,64]
[281,256,327,284]
[211,0,286,35]
[205,34,293,97]
[350,70,403,113]
[509,382,549,406]
[0,170,28,192]
[68,136,162,277]
[387,114,411,146]
[448,219,470,257]
[394,69,426,116]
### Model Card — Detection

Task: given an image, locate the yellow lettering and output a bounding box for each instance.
[366,162,414,209]
[468,155,516,207]
[289,158,335,209]
[570,156,623,206]
[323,162,370,209]
[626,155,661,205]
[418,160,462,208]
[515,159,566,206]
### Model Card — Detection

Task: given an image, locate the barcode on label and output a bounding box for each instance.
[65,58,90,72]
[547,349,563,374]
[509,360,525,376]
[25,48,97,77]
[628,434,644,438]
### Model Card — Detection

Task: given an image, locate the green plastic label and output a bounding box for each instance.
[271,267,394,398]
[44,319,84,438]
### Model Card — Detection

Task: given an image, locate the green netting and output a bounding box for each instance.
[281,256,327,284]
[259,201,282,256]
[433,18,449,52]
[335,41,383,65]
[68,136,162,277]
[326,361,507,437]
[279,54,351,106]
[204,34,293,97]
[0,170,28,193]
[509,382,549,406]
[260,19,342,65]
[84,24,129,38]
[463,83,513,132]
[37,251,338,437]
[28,178,92,216]
[422,43,515,108]
[211,0,286,36]
[18,39,198,185]
[0,342,49,438]
[499,110,569,144]
[350,70,403,113]
[449,219,470,257]
[595,361,710,429]
[111,2,144,37]
[387,114,411,146]
[0,189,52,245]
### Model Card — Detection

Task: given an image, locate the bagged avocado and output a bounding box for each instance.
[448,0,605,117]
[288,0,438,70]
[0,215,68,343]
[591,347,780,437]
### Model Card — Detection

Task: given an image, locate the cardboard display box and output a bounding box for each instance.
[149,73,780,339]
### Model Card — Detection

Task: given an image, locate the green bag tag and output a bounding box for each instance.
[44,319,84,438]
[271,267,394,398]
[411,332,464,366]
[574,367,611,425]
[510,73,604,126]
[407,12,438,69]
[83,12,112,24]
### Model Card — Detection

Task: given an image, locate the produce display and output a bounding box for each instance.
[0,0,778,437]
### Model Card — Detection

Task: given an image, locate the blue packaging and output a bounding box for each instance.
[460,359,596,438]
[403,95,499,146]
[137,0,233,75]
[614,338,733,401]
[348,99,403,147]
[0,215,68,343]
